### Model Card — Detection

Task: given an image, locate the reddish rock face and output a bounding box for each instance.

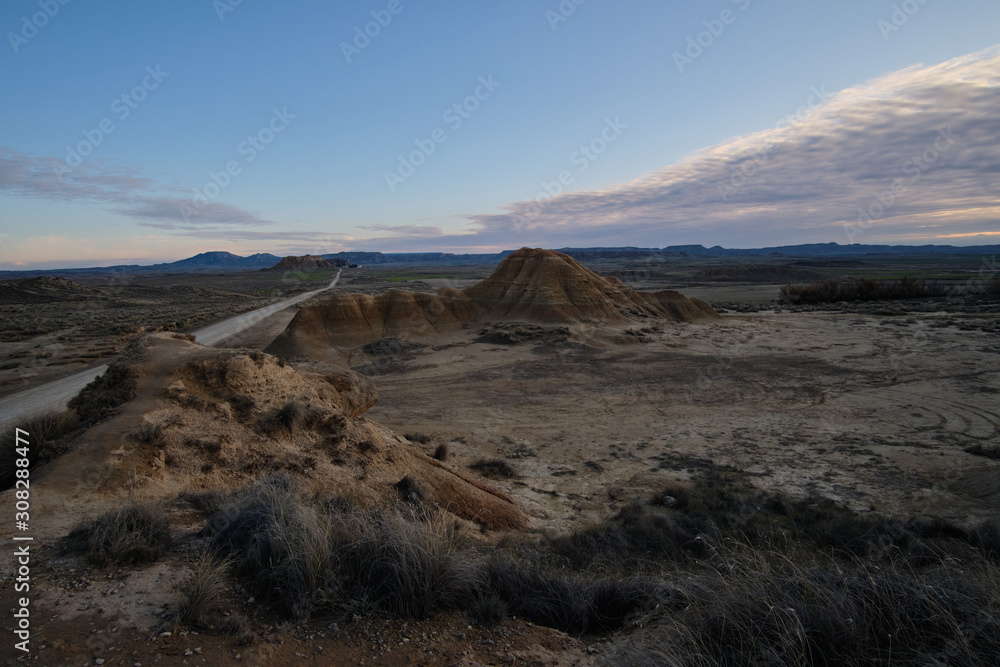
[266,248,719,354]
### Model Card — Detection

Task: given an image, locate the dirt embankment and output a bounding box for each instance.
[30,332,529,534]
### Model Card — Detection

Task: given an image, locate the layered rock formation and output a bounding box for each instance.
[465,247,717,321]
[266,248,718,354]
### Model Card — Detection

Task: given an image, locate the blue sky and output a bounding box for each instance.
[1,0,999,268]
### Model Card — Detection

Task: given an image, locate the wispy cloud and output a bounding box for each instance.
[0,148,153,202]
[358,224,443,236]
[123,198,273,227]
[459,46,1000,248]
[0,147,273,227]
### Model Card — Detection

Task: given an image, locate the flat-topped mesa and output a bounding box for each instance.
[265,247,718,353]
[268,255,344,271]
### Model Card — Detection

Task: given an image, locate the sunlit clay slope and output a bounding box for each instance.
[266,248,718,354]
[37,333,528,531]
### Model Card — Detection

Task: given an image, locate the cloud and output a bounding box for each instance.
[0,147,273,227]
[358,224,443,236]
[0,148,153,202]
[123,197,273,227]
[460,45,1000,249]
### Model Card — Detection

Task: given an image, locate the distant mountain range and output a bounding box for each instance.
[1,243,997,279]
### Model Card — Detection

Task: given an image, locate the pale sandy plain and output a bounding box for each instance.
[353,310,1000,529]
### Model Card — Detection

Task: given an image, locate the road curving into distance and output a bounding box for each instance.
[0,269,340,425]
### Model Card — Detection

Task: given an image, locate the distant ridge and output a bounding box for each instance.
[2,243,997,279]
[166,251,282,270]
[268,255,346,271]
[0,251,282,279]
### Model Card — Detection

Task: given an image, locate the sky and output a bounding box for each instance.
[1,0,999,269]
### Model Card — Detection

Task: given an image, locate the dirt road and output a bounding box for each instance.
[0,270,340,423]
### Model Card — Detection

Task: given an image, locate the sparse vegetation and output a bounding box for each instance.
[260,400,306,435]
[66,503,171,567]
[205,474,473,621]
[405,432,431,444]
[182,470,1000,659]
[68,360,139,425]
[0,409,78,489]
[780,276,942,304]
[469,459,517,479]
[131,422,162,444]
[433,443,449,461]
[191,474,644,631]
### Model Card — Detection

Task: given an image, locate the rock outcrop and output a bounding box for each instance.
[465,247,716,322]
[266,248,718,353]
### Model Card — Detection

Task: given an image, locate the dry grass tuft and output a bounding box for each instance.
[66,503,171,567]
[0,410,78,489]
[178,552,231,629]
[175,468,1000,661]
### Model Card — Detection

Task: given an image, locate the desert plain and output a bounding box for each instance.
[1,249,999,666]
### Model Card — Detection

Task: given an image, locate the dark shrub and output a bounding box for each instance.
[0,410,77,490]
[68,361,139,425]
[470,459,517,479]
[66,503,171,566]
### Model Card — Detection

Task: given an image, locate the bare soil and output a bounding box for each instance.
[361,311,1000,528]
[2,255,998,665]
